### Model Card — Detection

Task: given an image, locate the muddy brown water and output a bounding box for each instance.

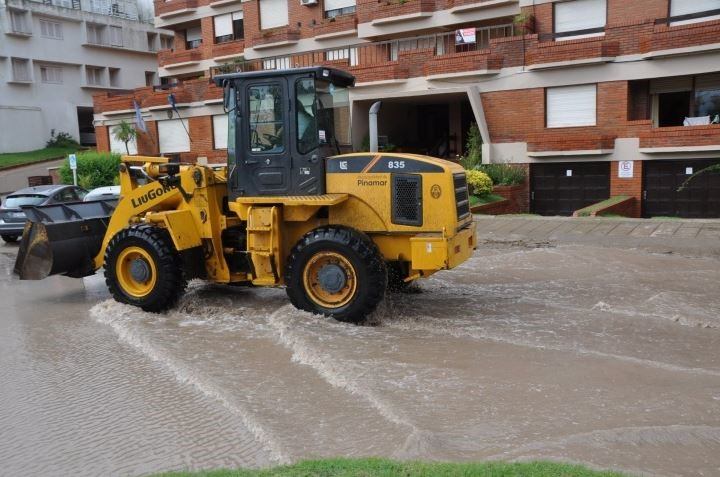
[0,238,719,477]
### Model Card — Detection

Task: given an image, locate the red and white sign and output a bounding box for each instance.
[455,28,476,45]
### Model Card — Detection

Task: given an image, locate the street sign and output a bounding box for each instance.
[619,160,633,178]
[68,154,78,186]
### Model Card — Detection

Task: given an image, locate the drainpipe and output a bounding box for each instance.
[369,101,382,153]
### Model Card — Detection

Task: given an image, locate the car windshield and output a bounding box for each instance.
[4,194,46,208]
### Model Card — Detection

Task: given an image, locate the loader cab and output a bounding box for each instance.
[215,67,355,199]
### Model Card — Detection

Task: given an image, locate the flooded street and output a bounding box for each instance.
[1,218,720,477]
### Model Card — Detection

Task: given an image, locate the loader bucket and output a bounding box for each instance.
[14,200,117,280]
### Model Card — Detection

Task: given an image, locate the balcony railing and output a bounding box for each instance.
[26,0,144,21]
[213,24,515,77]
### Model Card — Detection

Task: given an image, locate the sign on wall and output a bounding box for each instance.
[455,28,476,45]
[619,161,634,178]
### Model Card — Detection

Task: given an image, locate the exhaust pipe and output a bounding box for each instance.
[369,101,382,153]
[14,200,116,280]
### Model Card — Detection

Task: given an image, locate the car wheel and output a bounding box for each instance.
[2,234,19,243]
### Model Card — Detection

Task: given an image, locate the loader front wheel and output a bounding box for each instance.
[104,225,186,312]
[285,226,387,324]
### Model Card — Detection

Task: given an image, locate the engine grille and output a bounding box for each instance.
[392,174,422,226]
[454,173,470,221]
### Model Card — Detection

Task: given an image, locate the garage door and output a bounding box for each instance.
[643,159,720,218]
[531,162,610,216]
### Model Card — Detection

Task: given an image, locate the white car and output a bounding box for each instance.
[84,186,121,202]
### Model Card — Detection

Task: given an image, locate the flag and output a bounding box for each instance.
[133,100,147,133]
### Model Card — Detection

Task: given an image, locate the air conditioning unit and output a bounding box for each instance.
[300,0,318,6]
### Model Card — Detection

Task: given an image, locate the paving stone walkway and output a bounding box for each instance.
[474,215,720,257]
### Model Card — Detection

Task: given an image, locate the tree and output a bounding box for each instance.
[112,120,137,155]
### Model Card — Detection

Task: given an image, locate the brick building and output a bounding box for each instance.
[93,0,720,217]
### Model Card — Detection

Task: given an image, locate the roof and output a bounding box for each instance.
[213,67,356,88]
[9,184,74,196]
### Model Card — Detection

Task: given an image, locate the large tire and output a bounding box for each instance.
[285,226,387,324]
[1,234,19,243]
[104,225,187,312]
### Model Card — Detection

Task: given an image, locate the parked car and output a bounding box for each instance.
[84,185,120,202]
[0,185,88,243]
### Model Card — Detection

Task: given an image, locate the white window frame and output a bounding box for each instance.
[40,19,63,39]
[11,58,31,82]
[546,84,597,129]
[669,0,720,26]
[554,0,607,41]
[213,114,229,149]
[109,25,123,47]
[9,10,29,34]
[160,35,173,50]
[158,119,191,154]
[87,23,106,45]
[109,125,138,155]
[40,65,63,84]
[86,66,104,86]
[108,68,120,87]
[259,0,289,30]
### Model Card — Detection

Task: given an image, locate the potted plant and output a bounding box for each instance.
[513,12,535,35]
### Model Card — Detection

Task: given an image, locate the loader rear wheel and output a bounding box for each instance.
[104,225,186,313]
[285,226,387,324]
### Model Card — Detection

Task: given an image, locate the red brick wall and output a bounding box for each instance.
[95,126,110,152]
[610,160,643,217]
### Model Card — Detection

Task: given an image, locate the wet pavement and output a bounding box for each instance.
[1,217,719,477]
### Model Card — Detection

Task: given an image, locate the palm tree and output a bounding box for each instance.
[112,120,137,155]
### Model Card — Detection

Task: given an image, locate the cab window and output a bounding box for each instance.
[248,84,284,153]
[296,78,319,154]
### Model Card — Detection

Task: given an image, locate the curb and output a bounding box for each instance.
[0,155,68,173]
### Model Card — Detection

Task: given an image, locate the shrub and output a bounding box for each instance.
[59,151,121,189]
[46,130,80,148]
[465,170,493,197]
[478,163,527,186]
[460,122,483,170]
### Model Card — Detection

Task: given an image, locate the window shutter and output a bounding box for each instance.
[555,0,606,35]
[650,77,693,94]
[214,14,233,37]
[546,84,597,128]
[186,26,202,42]
[109,126,138,154]
[696,73,720,92]
[324,0,355,11]
[232,11,243,20]
[670,0,720,17]
[213,114,228,149]
[259,0,288,30]
[158,119,190,153]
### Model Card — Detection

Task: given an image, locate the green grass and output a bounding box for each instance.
[470,193,506,207]
[154,458,627,477]
[574,196,630,218]
[0,146,79,170]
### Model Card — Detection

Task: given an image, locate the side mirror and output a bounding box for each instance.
[223,80,235,113]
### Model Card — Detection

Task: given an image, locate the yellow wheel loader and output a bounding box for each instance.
[15,67,476,323]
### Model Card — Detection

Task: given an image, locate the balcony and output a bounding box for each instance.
[155,0,198,19]
[639,125,720,153]
[214,26,518,83]
[640,18,720,58]
[313,14,359,41]
[212,39,245,61]
[357,0,437,26]
[527,131,616,157]
[526,36,620,70]
[158,48,203,68]
[424,50,503,79]
[250,27,301,49]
